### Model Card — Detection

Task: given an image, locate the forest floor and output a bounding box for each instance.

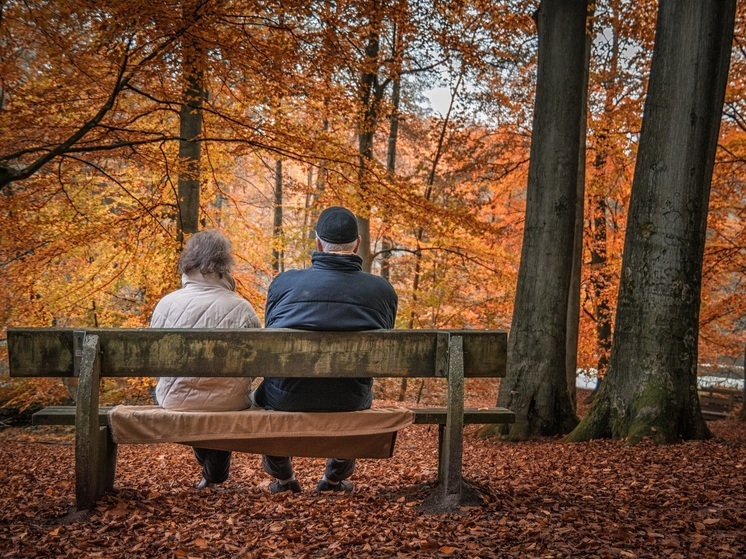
[0,389,744,558]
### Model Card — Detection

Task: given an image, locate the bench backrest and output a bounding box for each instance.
[8,328,507,379]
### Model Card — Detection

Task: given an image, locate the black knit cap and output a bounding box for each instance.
[315,206,359,244]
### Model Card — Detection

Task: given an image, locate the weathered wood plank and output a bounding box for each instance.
[455,330,508,378]
[32,406,113,426]
[412,407,515,424]
[98,329,452,378]
[8,328,507,378]
[7,329,76,377]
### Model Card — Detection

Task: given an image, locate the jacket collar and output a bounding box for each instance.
[311,251,363,271]
[181,270,236,291]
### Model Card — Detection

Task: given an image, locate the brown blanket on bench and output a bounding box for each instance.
[108,405,414,459]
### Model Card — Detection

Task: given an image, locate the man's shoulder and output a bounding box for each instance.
[274,268,308,278]
[361,272,397,292]
[268,268,307,287]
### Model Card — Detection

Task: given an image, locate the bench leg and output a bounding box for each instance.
[102,426,118,492]
[439,334,465,508]
[437,424,445,484]
[75,333,107,510]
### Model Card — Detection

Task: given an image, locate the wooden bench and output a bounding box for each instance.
[698,385,744,420]
[8,328,513,510]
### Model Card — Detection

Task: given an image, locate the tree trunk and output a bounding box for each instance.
[590,194,612,375]
[406,66,463,339]
[568,0,736,444]
[272,159,284,273]
[741,345,746,421]
[588,2,620,383]
[177,3,204,241]
[381,21,402,285]
[355,3,382,273]
[566,215,582,409]
[494,0,589,439]
[566,4,594,410]
[386,24,403,399]
[305,119,329,262]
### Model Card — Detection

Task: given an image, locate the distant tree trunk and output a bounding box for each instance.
[567,216,582,409]
[355,3,383,273]
[568,0,736,444]
[407,67,463,340]
[272,159,284,273]
[381,20,402,285]
[386,22,404,399]
[588,3,621,386]
[177,3,204,241]
[307,3,333,252]
[741,345,745,421]
[590,193,612,376]
[566,4,594,409]
[741,350,746,421]
[357,215,372,272]
[305,118,329,261]
[493,0,588,439]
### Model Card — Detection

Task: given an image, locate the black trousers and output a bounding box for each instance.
[193,447,231,484]
[262,454,355,482]
[253,379,369,483]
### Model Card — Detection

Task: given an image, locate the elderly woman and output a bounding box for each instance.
[151,229,260,490]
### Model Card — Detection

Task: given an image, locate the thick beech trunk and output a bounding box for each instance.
[494,0,589,438]
[568,0,736,444]
[566,5,593,409]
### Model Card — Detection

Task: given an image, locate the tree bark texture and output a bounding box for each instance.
[495,0,589,438]
[568,0,736,444]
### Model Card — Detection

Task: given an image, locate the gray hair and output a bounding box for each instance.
[317,236,357,253]
[179,229,235,275]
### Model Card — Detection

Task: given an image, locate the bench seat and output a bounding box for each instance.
[32,405,515,427]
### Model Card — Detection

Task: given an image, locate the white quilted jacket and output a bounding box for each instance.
[152,270,261,411]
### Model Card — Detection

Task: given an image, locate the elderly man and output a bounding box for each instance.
[253,206,398,493]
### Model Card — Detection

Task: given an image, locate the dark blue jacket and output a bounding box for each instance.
[254,251,398,412]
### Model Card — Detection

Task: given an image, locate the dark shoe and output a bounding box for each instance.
[196,478,216,491]
[316,479,353,493]
[269,479,302,494]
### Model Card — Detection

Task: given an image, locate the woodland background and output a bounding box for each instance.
[1,2,746,556]
[0,0,744,410]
